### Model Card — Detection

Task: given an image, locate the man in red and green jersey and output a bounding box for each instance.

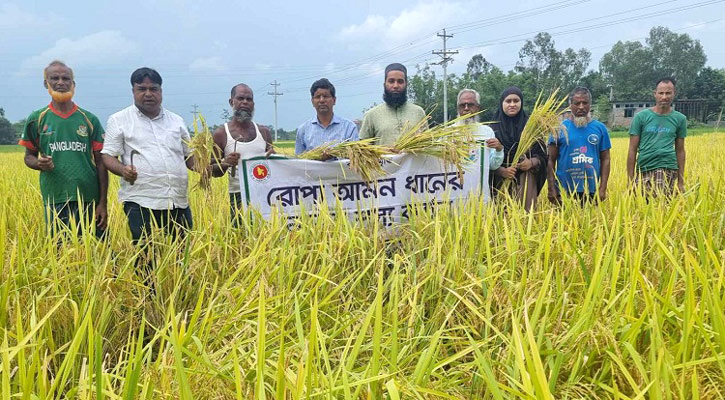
[19,60,108,237]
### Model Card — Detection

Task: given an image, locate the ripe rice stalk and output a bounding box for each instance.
[511,89,569,164]
[187,113,216,190]
[299,138,389,183]
[392,113,478,179]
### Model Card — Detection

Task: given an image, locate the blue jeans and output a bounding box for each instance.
[46,201,105,239]
[123,202,193,245]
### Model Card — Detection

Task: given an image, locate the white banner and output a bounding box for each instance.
[240,146,489,226]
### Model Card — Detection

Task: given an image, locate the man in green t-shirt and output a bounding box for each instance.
[627,77,687,196]
[19,60,108,237]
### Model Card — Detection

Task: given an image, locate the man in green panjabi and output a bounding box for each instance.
[359,63,428,146]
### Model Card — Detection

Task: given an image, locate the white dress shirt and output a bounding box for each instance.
[102,105,191,210]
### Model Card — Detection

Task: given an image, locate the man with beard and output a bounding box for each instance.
[627,77,687,195]
[455,89,504,170]
[19,60,108,238]
[295,78,358,156]
[547,87,611,205]
[359,63,427,145]
[211,83,274,223]
[102,67,197,244]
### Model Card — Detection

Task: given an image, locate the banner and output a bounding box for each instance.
[240,147,489,226]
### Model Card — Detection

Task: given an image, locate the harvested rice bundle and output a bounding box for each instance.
[392,113,478,178]
[299,138,389,183]
[297,141,338,161]
[511,89,569,165]
[187,113,216,190]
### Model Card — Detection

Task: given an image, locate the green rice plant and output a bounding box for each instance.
[0,133,723,398]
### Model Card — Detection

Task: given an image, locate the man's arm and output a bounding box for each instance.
[259,125,275,155]
[346,121,359,142]
[546,144,560,204]
[211,126,234,177]
[93,150,109,229]
[599,149,611,201]
[294,126,306,156]
[359,112,373,140]
[626,135,640,183]
[24,148,54,171]
[675,137,685,191]
[102,154,137,184]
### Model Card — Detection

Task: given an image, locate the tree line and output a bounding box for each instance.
[408,26,725,125]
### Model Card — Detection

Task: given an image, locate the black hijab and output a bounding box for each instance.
[492,86,528,164]
[490,86,547,194]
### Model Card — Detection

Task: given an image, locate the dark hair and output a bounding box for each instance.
[310,78,335,98]
[655,77,676,88]
[569,86,591,103]
[130,67,162,86]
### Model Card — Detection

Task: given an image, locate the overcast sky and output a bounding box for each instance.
[1,0,724,132]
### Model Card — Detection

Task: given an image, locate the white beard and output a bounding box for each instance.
[573,115,591,128]
[457,114,480,126]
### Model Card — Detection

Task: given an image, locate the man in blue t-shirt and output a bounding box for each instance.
[547,87,611,205]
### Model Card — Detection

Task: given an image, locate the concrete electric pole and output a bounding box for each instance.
[268,81,283,141]
[432,29,458,123]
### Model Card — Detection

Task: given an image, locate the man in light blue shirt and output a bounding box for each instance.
[295,78,359,156]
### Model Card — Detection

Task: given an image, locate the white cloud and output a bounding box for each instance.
[323,62,337,73]
[0,3,58,30]
[18,30,137,74]
[340,15,389,39]
[339,1,465,44]
[189,56,227,73]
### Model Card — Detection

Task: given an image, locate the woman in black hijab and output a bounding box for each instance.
[491,86,547,210]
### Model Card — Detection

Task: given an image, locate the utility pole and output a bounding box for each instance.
[190,104,199,121]
[432,29,458,123]
[268,81,282,141]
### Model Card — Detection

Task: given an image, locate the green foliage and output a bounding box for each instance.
[600,27,707,99]
[0,109,18,145]
[593,94,612,123]
[688,67,725,121]
[515,32,591,95]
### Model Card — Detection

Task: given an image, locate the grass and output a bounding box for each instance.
[0,133,723,398]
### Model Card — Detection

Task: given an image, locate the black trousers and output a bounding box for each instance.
[123,202,193,245]
[47,201,105,239]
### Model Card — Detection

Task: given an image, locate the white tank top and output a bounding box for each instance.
[224,122,266,193]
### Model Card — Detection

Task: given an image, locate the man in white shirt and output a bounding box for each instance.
[102,67,196,244]
[455,89,504,170]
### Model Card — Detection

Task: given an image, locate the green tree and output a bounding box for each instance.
[593,94,612,124]
[0,108,18,145]
[515,32,591,95]
[600,27,706,100]
[688,67,725,121]
[647,27,706,95]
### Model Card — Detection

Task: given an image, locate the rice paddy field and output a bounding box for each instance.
[1,131,724,399]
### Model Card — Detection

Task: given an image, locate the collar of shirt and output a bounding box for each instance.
[132,104,166,121]
[312,113,340,127]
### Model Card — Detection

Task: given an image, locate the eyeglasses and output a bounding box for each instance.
[458,102,477,108]
[313,94,333,100]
